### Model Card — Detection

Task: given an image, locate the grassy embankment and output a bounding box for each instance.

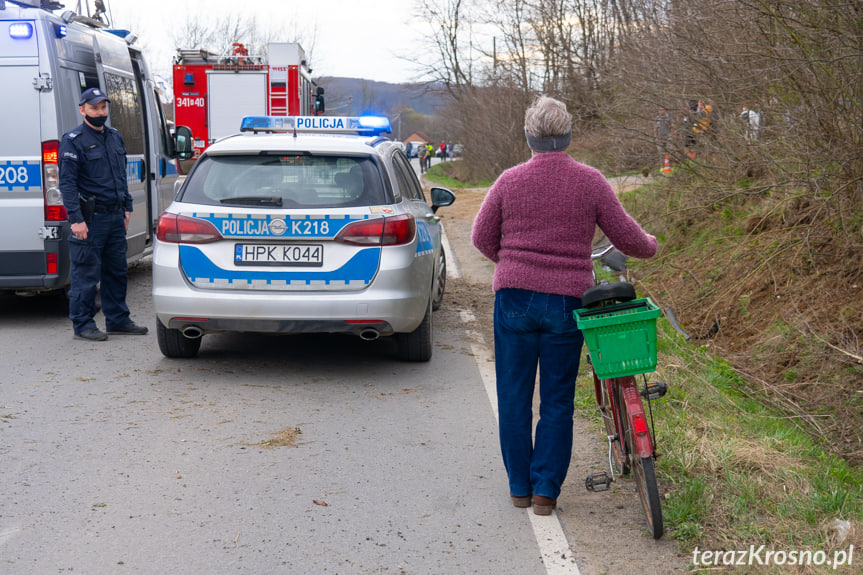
[426,159,863,571]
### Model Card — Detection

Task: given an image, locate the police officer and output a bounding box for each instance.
[59,87,148,341]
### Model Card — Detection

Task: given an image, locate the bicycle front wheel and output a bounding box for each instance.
[617,380,664,539]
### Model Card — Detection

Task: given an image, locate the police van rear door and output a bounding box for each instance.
[0,14,46,280]
[92,32,149,256]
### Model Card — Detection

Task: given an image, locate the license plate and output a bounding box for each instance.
[234,243,323,266]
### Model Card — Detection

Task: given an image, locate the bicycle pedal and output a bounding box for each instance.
[585,472,613,492]
[641,381,668,401]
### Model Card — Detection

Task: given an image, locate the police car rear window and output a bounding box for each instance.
[178,155,390,209]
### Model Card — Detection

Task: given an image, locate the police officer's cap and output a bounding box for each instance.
[79,88,110,106]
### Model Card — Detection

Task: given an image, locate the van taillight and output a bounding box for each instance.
[46,253,58,274]
[42,140,66,221]
[335,214,416,246]
[156,212,223,244]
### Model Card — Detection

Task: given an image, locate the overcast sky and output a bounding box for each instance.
[107,0,427,84]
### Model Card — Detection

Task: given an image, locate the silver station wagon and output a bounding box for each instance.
[152,116,455,360]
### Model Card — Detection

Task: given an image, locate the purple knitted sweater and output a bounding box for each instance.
[471,152,657,298]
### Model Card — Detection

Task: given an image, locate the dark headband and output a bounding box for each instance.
[525,130,571,153]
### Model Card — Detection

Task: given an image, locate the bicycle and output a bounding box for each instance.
[574,243,667,539]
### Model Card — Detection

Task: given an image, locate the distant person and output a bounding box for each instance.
[471,95,657,516]
[741,103,761,143]
[59,88,149,341]
[417,143,428,173]
[439,140,447,161]
[693,99,713,139]
[682,99,698,158]
[405,141,413,158]
[426,143,434,170]
[654,106,674,166]
[447,141,454,158]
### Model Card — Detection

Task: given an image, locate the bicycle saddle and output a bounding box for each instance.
[581,281,637,308]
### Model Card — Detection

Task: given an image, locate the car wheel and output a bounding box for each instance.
[157,318,202,358]
[432,249,446,311]
[396,297,433,362]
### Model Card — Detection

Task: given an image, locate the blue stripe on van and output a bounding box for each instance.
[179,245,381,286]
[0,159,41,191]
[126,155,144,183]
[161,159,178,177]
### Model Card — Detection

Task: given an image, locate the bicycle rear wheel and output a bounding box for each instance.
[598,376,629,475]
[632,450,663,538]
[617,380,664,539]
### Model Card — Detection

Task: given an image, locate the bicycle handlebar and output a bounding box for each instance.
[591,243,616,260]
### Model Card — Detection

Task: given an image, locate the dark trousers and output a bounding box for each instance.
[493,288,584,500]
[68,210,130,334]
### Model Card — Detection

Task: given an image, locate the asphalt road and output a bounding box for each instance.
[0,259,553,574]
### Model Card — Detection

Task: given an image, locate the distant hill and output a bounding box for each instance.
[313,76,446,117]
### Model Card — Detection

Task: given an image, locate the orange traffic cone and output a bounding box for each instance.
[663,155,671,174]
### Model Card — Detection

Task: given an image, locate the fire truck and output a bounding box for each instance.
[172,42,324,158]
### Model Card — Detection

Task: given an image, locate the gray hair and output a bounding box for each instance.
[524,96,572,138]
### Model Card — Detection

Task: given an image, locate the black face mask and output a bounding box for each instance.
[86,115,108,128]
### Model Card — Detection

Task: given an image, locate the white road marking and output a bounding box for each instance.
[448,237,582,574]
[441,225,460,279]
[0,526,20,545]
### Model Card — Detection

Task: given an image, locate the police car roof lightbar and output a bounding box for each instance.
[240,116,392,136]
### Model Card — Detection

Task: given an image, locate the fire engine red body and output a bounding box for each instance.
[172,42,322,158]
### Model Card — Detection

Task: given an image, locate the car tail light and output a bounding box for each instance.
[42,140,66,221]
[156,213,223,244]
[335,214,415,246]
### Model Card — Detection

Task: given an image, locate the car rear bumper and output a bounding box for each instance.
[153,244,430,335]
[0,232,71,291]
[165,317,396,338]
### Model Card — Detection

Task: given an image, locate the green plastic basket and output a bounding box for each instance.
[575,297,662,379]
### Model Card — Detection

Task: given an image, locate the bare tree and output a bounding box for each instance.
[170,10,315,67]
[482,0,533,92]
[170,14,215,52]
[416,0,476,98]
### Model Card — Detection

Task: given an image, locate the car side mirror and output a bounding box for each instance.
[174,126,194,161]
[430,187,455,213]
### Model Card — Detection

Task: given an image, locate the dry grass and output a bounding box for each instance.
[632,180,863,465]
[248,427,302,449]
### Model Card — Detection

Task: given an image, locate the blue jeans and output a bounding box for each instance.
[494,289,584,501]
[68,210,130,334]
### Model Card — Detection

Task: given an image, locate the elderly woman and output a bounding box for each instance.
[471,96,657,515]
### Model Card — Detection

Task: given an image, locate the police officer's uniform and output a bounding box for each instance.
[59,88,146,339]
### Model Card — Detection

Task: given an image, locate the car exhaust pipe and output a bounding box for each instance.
[359,329,380,341]
[182,326,203,339]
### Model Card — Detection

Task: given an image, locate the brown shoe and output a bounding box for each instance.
[511,494,532,508]
[533,495,557,515]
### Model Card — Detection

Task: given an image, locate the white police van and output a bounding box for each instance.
[0,0,193,295]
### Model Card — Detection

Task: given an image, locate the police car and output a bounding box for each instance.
[152,116,455,360]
